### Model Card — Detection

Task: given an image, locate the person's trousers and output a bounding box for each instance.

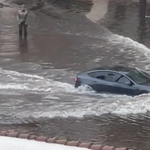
[19,22,27,38]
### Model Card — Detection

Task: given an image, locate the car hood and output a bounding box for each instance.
[142,82,150,86]
[141,83,150,91]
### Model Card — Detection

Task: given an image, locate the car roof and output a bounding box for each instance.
[90,65,135,73]
[78,65,137,76]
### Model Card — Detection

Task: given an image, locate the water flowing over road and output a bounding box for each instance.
[1,0,150,149]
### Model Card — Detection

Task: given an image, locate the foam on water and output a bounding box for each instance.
[108,34,150,56]
[0,67,69,93]
[1,66,150,119]
[0,68,44,79]
[11,30,150,128]
[18,93,150,119]
[1,28,150,120]
[1,0,150,124]
[0,67,97,95]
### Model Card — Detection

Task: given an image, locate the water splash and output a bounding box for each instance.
[108,34,150,57]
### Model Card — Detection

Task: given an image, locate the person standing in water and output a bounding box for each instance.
[17,4,28,38]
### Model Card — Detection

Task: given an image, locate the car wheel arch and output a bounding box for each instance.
[81,84,94,90]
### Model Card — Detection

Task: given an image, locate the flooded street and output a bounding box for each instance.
[1,0,150,149]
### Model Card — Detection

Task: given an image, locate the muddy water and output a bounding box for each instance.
[1,0,150,149]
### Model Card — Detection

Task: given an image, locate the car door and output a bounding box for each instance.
[103,72,122,94]
[114,76,137,95]
[89,71,121,93]
[89,71,110,92]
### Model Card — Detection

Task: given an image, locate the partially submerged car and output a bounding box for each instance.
[75,66,150,96]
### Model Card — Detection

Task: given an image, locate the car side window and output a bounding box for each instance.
[105,72,121,82]
[88,71,121,82]
[117,76,131,84]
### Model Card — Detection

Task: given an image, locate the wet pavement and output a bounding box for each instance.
[1,0,150,149]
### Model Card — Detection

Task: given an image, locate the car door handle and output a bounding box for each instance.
[112,84,116,85]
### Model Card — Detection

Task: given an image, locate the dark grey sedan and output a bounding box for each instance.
[75,66,150,96]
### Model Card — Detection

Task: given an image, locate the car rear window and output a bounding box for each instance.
[88,71,108,79]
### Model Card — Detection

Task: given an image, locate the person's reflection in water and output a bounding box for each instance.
[18,37,28,53]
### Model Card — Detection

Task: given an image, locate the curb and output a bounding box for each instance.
[0,130,139,150]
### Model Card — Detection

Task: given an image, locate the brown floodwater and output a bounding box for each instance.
[1,0,150,149]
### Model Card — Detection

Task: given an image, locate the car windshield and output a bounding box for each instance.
[126,69,150,84]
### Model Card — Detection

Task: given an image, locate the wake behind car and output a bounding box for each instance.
[75,66,150,96]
